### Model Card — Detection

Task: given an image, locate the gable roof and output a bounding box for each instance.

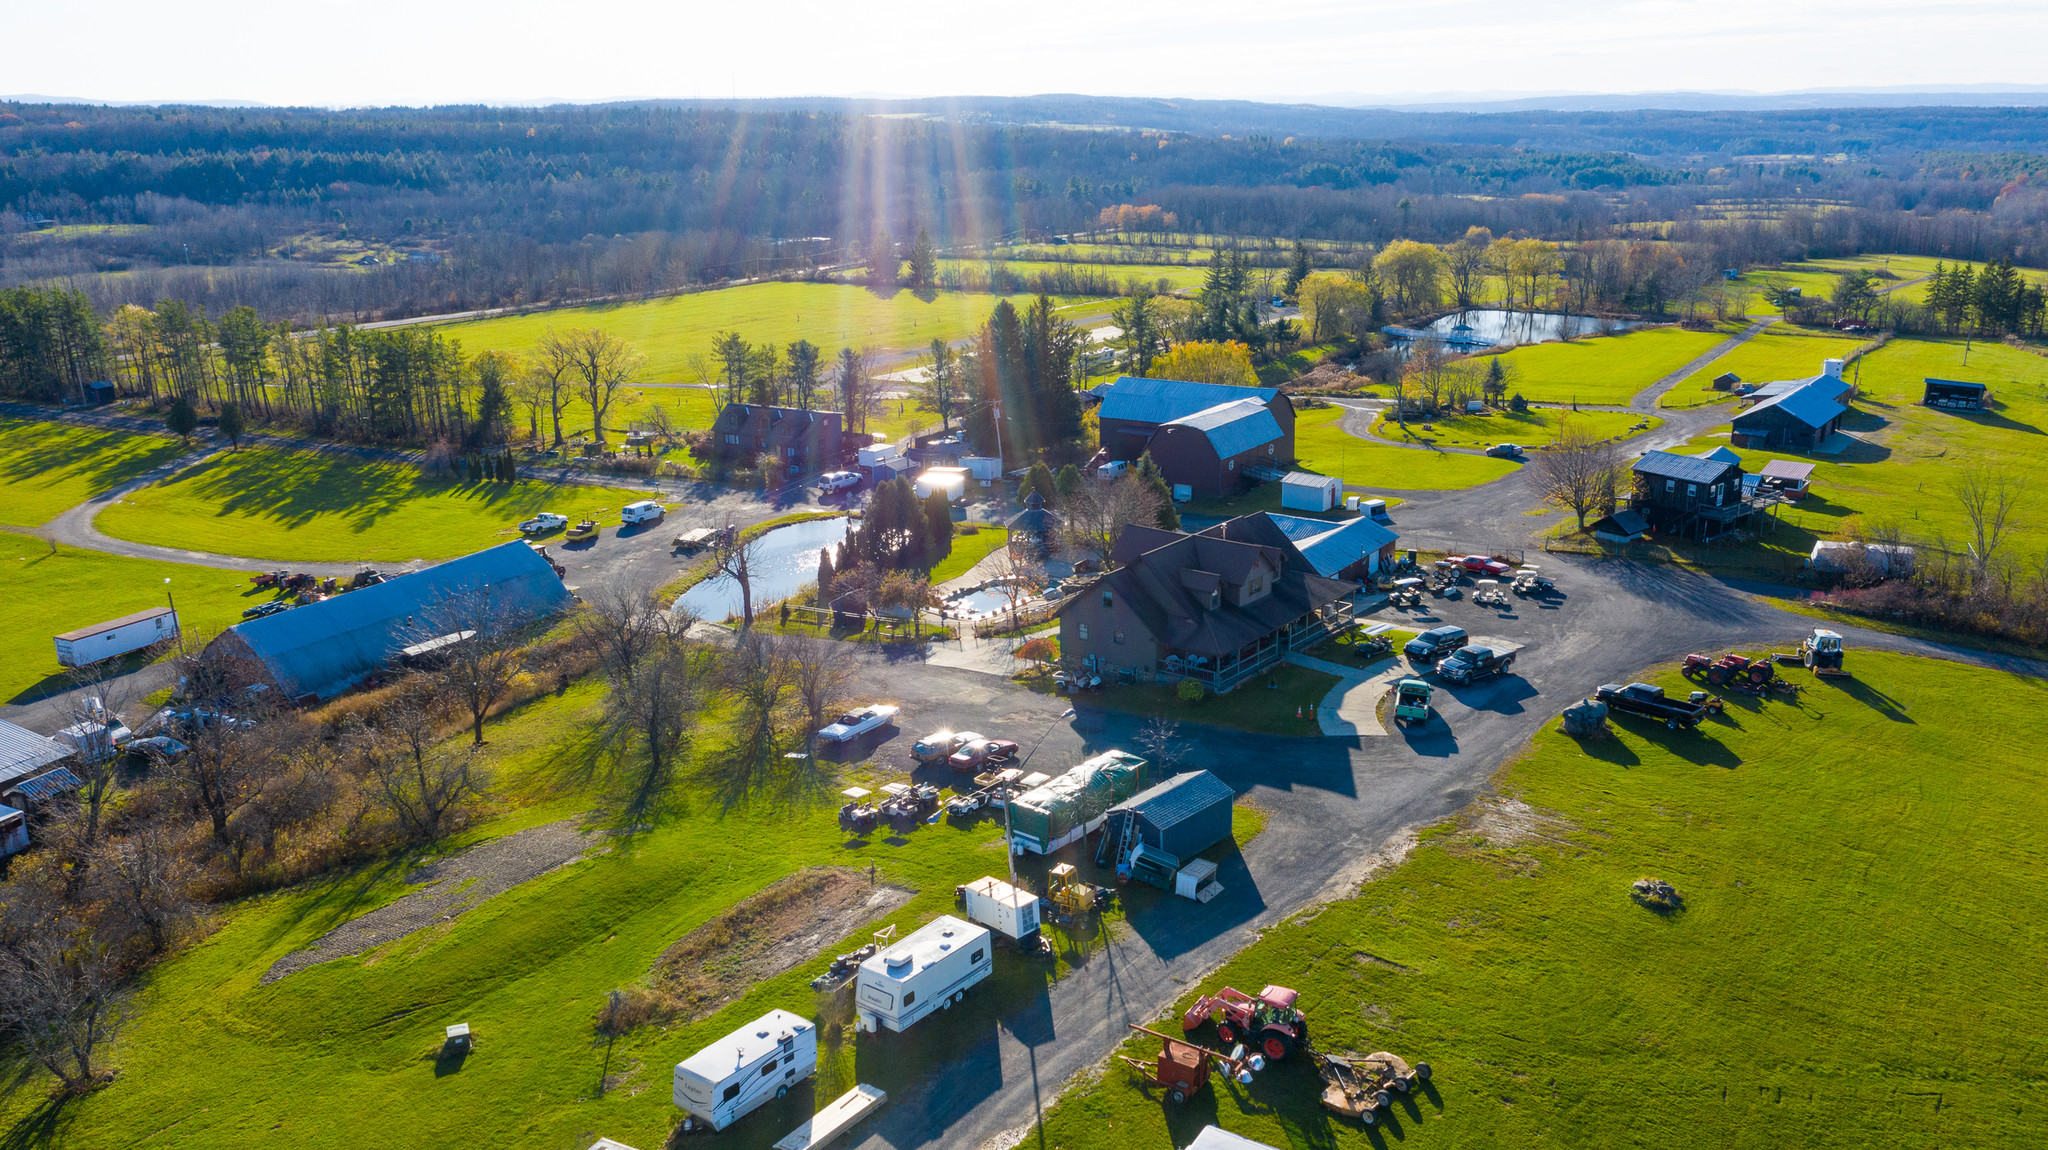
[1261,513,1400,578]
[1738,379,1846,431]
[1161,398,1284,459]
[0,720,71,788]
[1112,770,1235,830]
[715,403,843,445]
[1281,471,1340,490]
[4,767,82,804]
[1692,446,1743,466]
[1633,450,1740,485]
[1592,508,1651,536]
[224,542,573,700]
[1097,376,1280,426]
[1759,459,1816,481]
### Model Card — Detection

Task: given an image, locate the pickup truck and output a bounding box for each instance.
[1435,644,1517,684]
[1594,682,1706,729]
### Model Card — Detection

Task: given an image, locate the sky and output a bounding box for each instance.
[6,0,2046,108]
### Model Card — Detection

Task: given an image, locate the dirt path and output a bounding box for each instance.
[261,819,601,983]
[1628,316,1777,409]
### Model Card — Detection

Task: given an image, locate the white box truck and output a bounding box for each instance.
[854,915,992,1034]
[53,607,179,668]
[673,1009,818,1133]
[959,876,1041,944]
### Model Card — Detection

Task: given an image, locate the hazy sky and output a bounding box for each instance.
[8,0,2045,107]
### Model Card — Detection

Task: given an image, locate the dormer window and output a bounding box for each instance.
[1102,590,1113,608]
[1249,575,1262,595]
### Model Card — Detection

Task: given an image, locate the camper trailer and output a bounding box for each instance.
[673,1009,819,1132]
[854,916,993,1034]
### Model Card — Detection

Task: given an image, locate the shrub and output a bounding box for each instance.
[1176,677,1204,703]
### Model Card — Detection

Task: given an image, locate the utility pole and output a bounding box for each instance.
[165,578,185,654]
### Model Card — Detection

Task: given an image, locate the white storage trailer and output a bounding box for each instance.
[960,456,1003,483]
[53,607,179,668]
[673,1009,818,1132]
[854,915,992,1034]
[959,876,1041,943]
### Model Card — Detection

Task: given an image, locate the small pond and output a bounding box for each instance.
[672,516,848,620]
[944,585,1017,618]
[1398,309,1638,349]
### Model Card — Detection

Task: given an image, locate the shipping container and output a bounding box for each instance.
[53,607,178,668]
[1006,750,1147,855]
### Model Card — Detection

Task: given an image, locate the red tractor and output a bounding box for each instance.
[1181,985,1309,1061]
[1683,651,1775,688]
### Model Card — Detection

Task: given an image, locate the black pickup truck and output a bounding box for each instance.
[1594,682,1706,729]
[1436,644,1517,684]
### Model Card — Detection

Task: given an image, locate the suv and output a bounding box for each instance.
[818,470,861,492]
[620,500,666,525]
[1404,626,1469,661]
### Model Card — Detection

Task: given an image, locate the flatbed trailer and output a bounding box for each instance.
[773,1084,888,1150]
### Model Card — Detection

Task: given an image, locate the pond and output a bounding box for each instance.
[943,584,1021,619]
[1395,309,1638,349]
[672,516,848,620]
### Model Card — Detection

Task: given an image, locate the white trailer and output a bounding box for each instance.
[959,876,1041,943]
[673,1009,818,1132]
[53,607,178,668]
[854,915,992,1034]
[960,456,1003,483]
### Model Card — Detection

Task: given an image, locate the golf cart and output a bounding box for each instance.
[1512,566,1554,595]
[1472,579,1508,608]
[1389,577,1425,608]
[1393,679,1433,725]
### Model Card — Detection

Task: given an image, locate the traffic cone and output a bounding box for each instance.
[1295,706,1302,719]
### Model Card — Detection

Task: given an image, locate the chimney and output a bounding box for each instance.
[1822,358,1844,379]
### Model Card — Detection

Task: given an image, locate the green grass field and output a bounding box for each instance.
[929,525,1010,583]
[0,417,188,528]
[96,447,655,563]
[0,531,273,703]
[0,678,1209,1150]
[438,281,1105,385]
[1487,326,1731,405]
[937,258,1210,293]
[1373,406,1653,449]
[1032,649,2048,1150]
[1294,406,1520,491]
[1660,325,1870,409]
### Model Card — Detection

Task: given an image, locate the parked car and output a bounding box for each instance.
[1485,443,1525,459]
[1595,682,1706,729]
[948,738,1020,771]
[1458,555,1513,577]
[1404,626,1469,661]
[1436,644,1517,684]
[819,704,900,743]
[241,600,290,620]
[124,735,189,761]
[519,512,568,534]
[913,730,977,764]
[818,470,862,492]
[620,500,666,526]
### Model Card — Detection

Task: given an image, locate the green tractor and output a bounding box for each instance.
[1393,679,1434,725]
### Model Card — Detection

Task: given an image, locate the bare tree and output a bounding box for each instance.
[158,648,287,861]
[1134,717,1186,774]
[785,634,854,753]
[530,330,580,447]
[602,608,704,810]
[348,689,485,844]
[415,586,528,747]
[557,327,645,449]
[53,665,138,851]
[0,906,127,1093]
[1060,476,1166,566]
[1954,469,2025,583]
[720,630,798,779]
[707,523,766,628]
[982,547,1048,626]
[583,578,670,683]
[1532,417,1623,530]
[92,823,196,957]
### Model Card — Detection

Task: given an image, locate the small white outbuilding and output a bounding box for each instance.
[1279,471,1340,512]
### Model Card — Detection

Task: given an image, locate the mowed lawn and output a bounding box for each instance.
[928,525,1010,583]
[438,280,1104,385]
[1373,406,1653,448]
[1033,650,2048,1150]
[1660,325,1871,409]
[0,417,188,527]
[1487,326,1731,405]
[96,447,655,563]
[1294,406,1519,490]
[1656,335,2048,566]
[0,531,269,702]
[0,679,1177,1150]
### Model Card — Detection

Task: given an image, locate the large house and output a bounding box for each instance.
[1055,516,1357,693]
[710,403,846,477]
[1092,376,1295,470]
[1731,360,1851,451]
[206,541,573,703]
[1629,449,1770,541]
[1237,511,1401,581]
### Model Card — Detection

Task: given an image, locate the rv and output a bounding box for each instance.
[854,916,993,1034]
[673,1009,818,1132]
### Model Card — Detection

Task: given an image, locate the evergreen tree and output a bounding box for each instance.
[1054,463,1082,499]
[1022,461,1055,502]
[817,542,836,602]
[785,339,821,410]
[216,402,246,450]
[166,394,198,441]
[923,490,954,566]
[1484,356,1508,404]
[1285,241,1313,298]
[907,227,939,293]
[1136,453,1180,531]
[1943,264,1976,333]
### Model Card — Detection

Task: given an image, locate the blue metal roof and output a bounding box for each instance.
[1693,446,1743,465]
[1112,769,1234,830]
[0,720,71,787]
[225,542,572,699]
[1738,378,1845,431]
[1097,376,1279,426]
[1263,513,1399,578]
[1165,398,1284,459]
[6,767,82,804]
[1633,450,1739,485]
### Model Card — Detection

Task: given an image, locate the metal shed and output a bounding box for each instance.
[1106,770,1235,863]
[1923,378,1988,410]
[1280,471,1340,512]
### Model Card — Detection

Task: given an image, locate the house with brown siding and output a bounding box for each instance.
[710,403,846,478]
[1093,376,1293,466]
[1142,398,1290,496]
